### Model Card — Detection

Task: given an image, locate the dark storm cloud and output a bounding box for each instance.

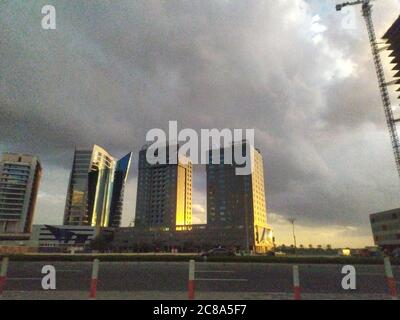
[1,0,400,237]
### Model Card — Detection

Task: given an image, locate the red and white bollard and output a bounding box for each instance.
[0,257,9,297]
[384,257,398,300]
[293,265,301,300]
[188,259,195,300]
[89,259,99,299]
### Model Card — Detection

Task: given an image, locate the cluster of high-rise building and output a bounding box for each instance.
[120,141,273,253]
[0,140,274,253]
[0,146,132,236]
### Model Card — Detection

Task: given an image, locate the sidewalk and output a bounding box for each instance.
[0,290,394,300]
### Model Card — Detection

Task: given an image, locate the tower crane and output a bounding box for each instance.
[336,0,400,179]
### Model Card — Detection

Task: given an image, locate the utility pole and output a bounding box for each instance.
[288,218,297,253]
[336,0,400,180]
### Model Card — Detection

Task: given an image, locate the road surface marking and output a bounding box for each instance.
[8,277,41,281]
[196,278,248,282]
[196,271,235,273]
[357,272,386,276]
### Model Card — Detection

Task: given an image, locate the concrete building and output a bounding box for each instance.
[134,144,192,231]
[0,153,42,234]
[370,208,400,250]
[63,145,132,228]
[206,141,273,253]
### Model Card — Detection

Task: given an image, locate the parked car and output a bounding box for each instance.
[274,251,287,257]
[200,248,236,257]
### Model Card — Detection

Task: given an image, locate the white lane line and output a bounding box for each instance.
[196,271,235,273]
[8,277,41,281]
[196,278,248,282]
[357,273,386,276]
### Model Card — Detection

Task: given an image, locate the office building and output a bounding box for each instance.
[206,141,273,253]
[0,153,42,234]
[63,145,132,228]
[135,144,192,230]
[370,208,400,250]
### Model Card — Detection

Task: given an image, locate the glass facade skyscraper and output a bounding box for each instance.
[0,153,42,234]
[63,145,132,228]
[109,153,132,227]
[206,141,273,253]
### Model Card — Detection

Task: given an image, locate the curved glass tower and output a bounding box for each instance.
[64,145,132,228]
[109,152,132,228]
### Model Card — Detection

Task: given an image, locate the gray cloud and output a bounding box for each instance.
[1,0,400,244]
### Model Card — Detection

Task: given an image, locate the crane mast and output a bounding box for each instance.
[336,0,400,179]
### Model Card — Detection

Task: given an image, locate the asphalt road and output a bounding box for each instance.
[3,261,399,295]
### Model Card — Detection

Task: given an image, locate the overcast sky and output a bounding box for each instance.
[1,0,400,248]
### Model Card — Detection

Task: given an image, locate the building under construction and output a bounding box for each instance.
[383,15,400,101]
[337,1,400,176]
[368,15,400,254]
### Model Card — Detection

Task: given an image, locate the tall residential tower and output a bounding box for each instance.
[135,144,192,230]
[0,153,42,234]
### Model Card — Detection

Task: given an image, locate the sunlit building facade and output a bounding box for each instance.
[63,145,131,228]
[135,144,192,231]
[0,153,42,234]
[206,141,273,253]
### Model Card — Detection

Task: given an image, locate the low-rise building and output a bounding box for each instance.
[30,224,98,252]
[104,224,270,253]
[370,208,400,251]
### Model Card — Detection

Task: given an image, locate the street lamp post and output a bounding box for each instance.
[288,218,297,254]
